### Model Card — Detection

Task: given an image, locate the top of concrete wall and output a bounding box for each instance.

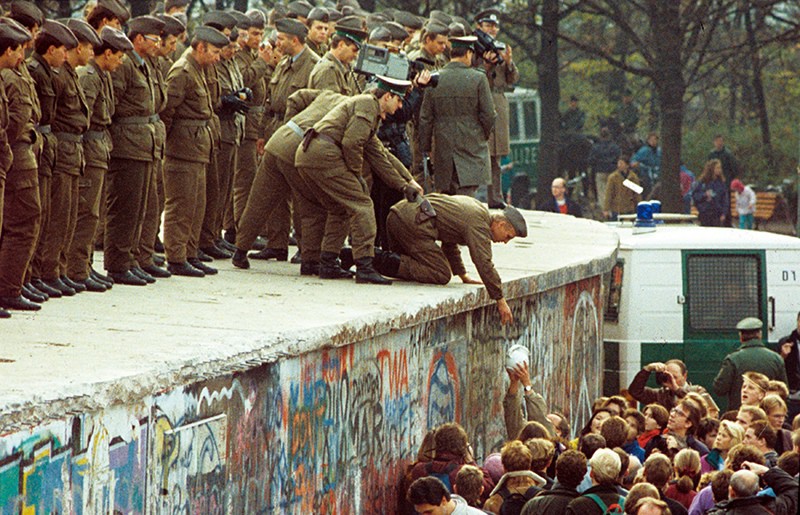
[0,211,618,430]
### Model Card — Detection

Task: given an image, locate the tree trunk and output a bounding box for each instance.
[743,6,775,170]
[535,0,561,208]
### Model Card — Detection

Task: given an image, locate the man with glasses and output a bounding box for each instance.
[539,177,583,217]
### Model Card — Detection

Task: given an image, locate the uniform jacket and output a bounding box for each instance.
[604,168,641,215]
[780,329,800,391]
[473,55,519,156]
[539,196,583,217]
[308,52,359,96]
[1,62,40,178]
[712,338,788,410]
[203,55,222,148]
[307,39,326,59]
[79,60,114,170]
[270,89,348,164]
[109,50,157,162]
[146,55,168,161]
[267,47,319,123]
[407,47,445,71]
[215,56,245,145]
[162,52,213,164]
[0,82,11,178]
[419,61,495,190]
[52,62,89,176]
[27,53,57,177]
[233,47,271,141]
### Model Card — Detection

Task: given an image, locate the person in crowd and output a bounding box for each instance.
[560,95,585,135]
[766,380,789,400]
[713,317,788,411]
[526,438,556,490]
[601,416,634,457]
[631,132,661,196]
[565,448,625,515]
[642,453,689,515]
[521,450,588,514]
[735,405,768,432]
[665,448,701,509]
[639,404,670,450]
[588,127,620,205]
[688,444,765,515]
[603,155,641,221]
[702,420,744,473]
[645,398,708,459]
[707,461,797,515]
[483,440,544,514]
[707,134,739,226]
[621,410,647,463]
[603,396,629,418]
[738,372,769,408]
[502,361,557,441]
[577,433,608,492]
[547,412,572,444]
[407,476,488,514]
[454,465,486,510]
[629,360,706,412]
[570,409,613,450]
[697,418,721,451]
[760,395,792,453]
[730,179,755,230]
[778,311,800,393]
[624,483,661,515]
[634,498,671,515]
[539,177,583,217]
[692,158,729,227]
[743,419,778,467]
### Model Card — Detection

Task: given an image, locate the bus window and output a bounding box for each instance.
[523,100,539,140]
[509,102,521,141]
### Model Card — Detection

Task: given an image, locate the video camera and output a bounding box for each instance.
[354,44,439,88]
[474,29,507,65]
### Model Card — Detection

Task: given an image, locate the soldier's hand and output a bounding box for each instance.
[503,44,513,64]
[408,179,424,196]
[258,41,272,63]
[459,273,483,285]
[497,298,513,325]
[256,138,266,155]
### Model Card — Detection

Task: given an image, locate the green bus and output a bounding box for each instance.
[503,88,541,198]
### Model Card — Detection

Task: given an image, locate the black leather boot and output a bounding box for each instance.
[300,261,320,276]
[319,252,354,279]
[374,251,401,278]
[231,249,250,269]
[339,247,354,271]
[355,257,392,285]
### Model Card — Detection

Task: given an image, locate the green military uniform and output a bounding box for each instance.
[197,50,223,255]
[308,51,359,95]
[712,337,789,411]
[44,60,88,282]
[161,52,214,264]
[481,57,519,206]
[106,50,158,274]
[406,44,445,179]
[419,60,495,195]
[0,74,12,247]
[306,39,326,59]
[27,52,59,282]
[386,194,504,299]
[0,61,42,298]
[295,93,412,262]
[67,59,113,281]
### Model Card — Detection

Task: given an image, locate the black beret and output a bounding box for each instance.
[307,7,330,23]
[93,0,131,24]
[246,9,266,29]
[393,10,423,30]
[128,15,165,36]
[203,10,237,31]
[275,17,308,38]
[156,14,185,36]
[192,25,230,48]
[99,26,133,52]
[0,17,32,44]
[9,1,43,27]
[502,204,528,238]
[67,19,102,47]
[39,20,79,49]
[287,1,314,19]
[228,10,251,30]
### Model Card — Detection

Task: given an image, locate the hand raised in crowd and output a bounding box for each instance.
[502,44,513,64]
[741,461,770,476]
[482,50,498,67]
[513,361,532,388]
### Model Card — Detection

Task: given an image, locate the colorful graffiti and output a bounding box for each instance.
[0,274,605,514]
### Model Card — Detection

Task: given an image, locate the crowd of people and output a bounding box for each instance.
[400,315,800,515]
[0,1,532,321]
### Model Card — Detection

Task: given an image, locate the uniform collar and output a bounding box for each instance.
[129,49,145,67]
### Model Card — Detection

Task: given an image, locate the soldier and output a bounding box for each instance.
[287,1,314,25]
[164,0,189,16]
[419,35,495,196]
[294,77,421,285]
[382,194,527,325]
[392,10,424,49]
[66,27,131,293]
[246,17,319,263]
[0,17,33,317]
[104,15,163,286]
[160,26,228,277]
[473,9,519,209]
[308,15,365,95]
[85,0,129,31]
[305,7,330,57]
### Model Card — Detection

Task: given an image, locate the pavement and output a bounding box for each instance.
[0,210,619,431]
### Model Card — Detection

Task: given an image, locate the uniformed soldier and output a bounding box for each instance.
[392,10,424,49]
[85,0,130,31]
[305,7,329,57]
[104,15,163,286]
[248,17,319,263]
[287,1,314,25]
[160,25,228,277]
[294,77,421,285]
[473,9,519,209]
[65,26,132,293]
[382,194,526,324]
[0,17,33,317]
[419,35,495,196]
[307,15,365,95]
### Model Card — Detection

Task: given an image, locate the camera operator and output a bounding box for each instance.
[472,9,518,209]
[628,360,707,411]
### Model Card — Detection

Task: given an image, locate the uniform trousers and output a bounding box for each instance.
[229,138,258,232]
[66,165,103,280]
[386,209,451,285]
[30,133,55,280]
[163,159,206,263]
[135,158,160,268]
[213,140,238,241]
[40,171,79,280]
[199,149,220,250]
[0,173,41,296]
[487,155,505,206]
[104,158,152,273]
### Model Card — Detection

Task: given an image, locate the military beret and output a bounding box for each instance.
[502,204,528,238]
[203,10,237,30]
[423,21,449,37]
[165,0,189,11]
[156,14,186,36]
[393,10,423,30]
[99,26,133,52]
[452,16,471,29]
[736,317,763,331]
[366,13,390,29]
[381,21,409,41]
[8,1,43,28]
[0,17,32,44]
[246,9,266,29]
[228,10,252,30]
[337,0,361,9]
[39,20,79,49]
[275,17,308,38]
[368,26,391,43]
[340,6,362,17]
[67,19,102,47]
[173,12,188,28]
[307,7,330,23]
[374,75,411,97]
[448,22,468,38]
[287,1,314,19]
[269,4,288,25]
[128,15,165,36]
[327,9,343,22]
[449,35,477,49]
[92,0,131,24]
[474,8,501,26]
[192,25,229,48]
[429,10,452,26]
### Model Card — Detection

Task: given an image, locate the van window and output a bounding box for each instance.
[685,253,763,331]
[523,100,539,140]
[509,102,521,141]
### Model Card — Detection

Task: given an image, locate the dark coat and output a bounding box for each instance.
[712,339,789,411]
[521,484,580,515]
[779,329,800,391]
[588,139,621,175]
[539,196,583,217]
[707,467,798,515]
[564,484,624,515]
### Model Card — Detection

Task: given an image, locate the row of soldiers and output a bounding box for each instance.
[0,0,526,324]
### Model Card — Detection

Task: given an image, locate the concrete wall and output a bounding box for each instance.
[0,276,604,514]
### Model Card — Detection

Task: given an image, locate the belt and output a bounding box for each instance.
[115,115,154,125]
[286,120,304,137]
[83,130,106,141]
[249,106,266,114]
[53,131,83,142]
[172,119,209,127]
[35,124,52,134]
[302,129,341,151]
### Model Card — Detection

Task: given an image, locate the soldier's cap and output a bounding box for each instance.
[337,0,361,9]
[474,8,501,26]
[381,21,409,41]
[156,14,186,36]
[341,6,369,18]
[99,26,133,52]
[92,0,131,24]
[275,17,308,39]
[67,18,102,47]
[736,317,763,331]
[335,16,367,46]
[449,35,477,49]
[0,17,32,44]
[128,15,165,36]
[307,7,329,23]
[448,22,468,38]
[369,26,392,43]
[192,25,229,48]
[422,20,449,37]
[287,1,314,19]
[452,16,471,29]
[246,9,267,29]
[9,1,43,27]
[393,10,423,30]
[165,0,189,10]
[173,12,188,27]
[228,10,252,30]
[374,75,411,97]
[429,10,452,26]
[203,10,237,31]
[39,20,79,49]
[269,4,288,24]
[327,9,343,22]
[502,205,528,238]
[366,13,390,31]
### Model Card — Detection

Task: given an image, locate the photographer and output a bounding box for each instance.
[628,360,706,411]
